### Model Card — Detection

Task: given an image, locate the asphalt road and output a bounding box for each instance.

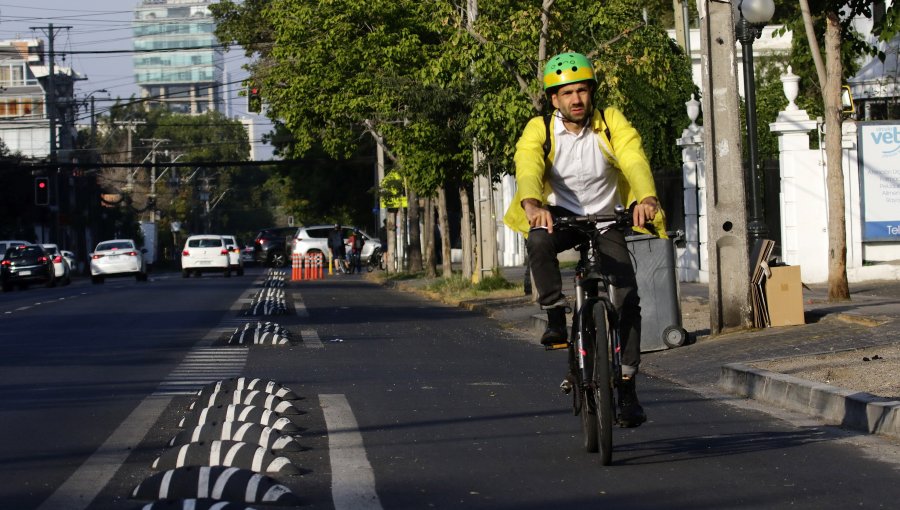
[1,269,899,509]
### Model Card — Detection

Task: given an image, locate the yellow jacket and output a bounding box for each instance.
[503,106,667,237]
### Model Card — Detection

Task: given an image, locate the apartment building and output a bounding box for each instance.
[0,39,80,159]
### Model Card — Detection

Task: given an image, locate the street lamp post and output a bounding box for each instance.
[735,0,775,246]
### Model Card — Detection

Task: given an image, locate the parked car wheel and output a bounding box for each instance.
[182,270,190,278]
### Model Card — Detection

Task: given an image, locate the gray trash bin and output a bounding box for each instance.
[626,234,687,352]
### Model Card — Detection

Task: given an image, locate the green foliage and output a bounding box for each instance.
[211,0,697,212]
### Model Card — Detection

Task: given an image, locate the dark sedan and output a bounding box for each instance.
[1,245,55,291]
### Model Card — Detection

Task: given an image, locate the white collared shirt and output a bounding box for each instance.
[545,114,618,216]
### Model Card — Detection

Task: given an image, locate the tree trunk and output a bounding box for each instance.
[423,196,436,277]
[824,12,851,301]
[407,189,423,273]
[459,183,474,279]
[437,186,453,278]
[386,210,396,274]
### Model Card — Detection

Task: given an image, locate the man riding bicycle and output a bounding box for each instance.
[503,52,665,428]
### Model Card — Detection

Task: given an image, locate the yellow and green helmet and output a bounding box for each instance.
[543,52,596,91]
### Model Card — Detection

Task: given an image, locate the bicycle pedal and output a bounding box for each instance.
[544,342,568,351]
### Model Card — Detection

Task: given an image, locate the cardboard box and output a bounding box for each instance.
[765,265,805,327]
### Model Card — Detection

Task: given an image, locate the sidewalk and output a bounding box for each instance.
[391,265,900,440]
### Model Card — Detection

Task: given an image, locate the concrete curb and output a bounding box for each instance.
[719,363,900,441]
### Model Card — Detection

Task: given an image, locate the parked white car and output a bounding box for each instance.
[61,250,77,274]
[0,240,31,257]
[41,243,71,285]
[90,239,148,284]
[220,234,245,276]
[181,235,231,278]
[291,225,381,261]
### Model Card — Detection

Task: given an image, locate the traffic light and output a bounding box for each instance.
[34,177,49,206]
[248,85,261,114]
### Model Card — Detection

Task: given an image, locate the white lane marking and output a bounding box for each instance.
[37,395,173,510]
[320,394,383,510]
[292,293,310,318]
[301,329,324,349]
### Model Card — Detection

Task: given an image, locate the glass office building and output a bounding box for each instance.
[133,0,224,114]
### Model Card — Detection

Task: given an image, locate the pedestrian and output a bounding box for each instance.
[349,228,365,274]
[502,52,665,428]
[328,224,347,274]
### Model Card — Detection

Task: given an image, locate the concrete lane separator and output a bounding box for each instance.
[37,395,173,510]
[719,363,900,441]
[320,394,383,510]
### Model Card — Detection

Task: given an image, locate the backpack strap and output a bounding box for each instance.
[599,108,611,141]
[542,113,553,159]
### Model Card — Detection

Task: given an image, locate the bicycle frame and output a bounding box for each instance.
[555,208,631,463]
[569,231,622,414]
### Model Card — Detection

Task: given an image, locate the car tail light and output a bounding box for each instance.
[92,254,104,260]
[53,255,62,263]
[38,256,48,263]
[182,250,190,257]
[220,249,229,255]
[1,260,9,266]
[125,251,138,257]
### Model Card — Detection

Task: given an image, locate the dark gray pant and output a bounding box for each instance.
[526,211,642,370]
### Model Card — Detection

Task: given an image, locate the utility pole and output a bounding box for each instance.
[114,121,146,191]
[31,23,71,243]
[467,0,497,283]
[698,0,752,333]
[140,138,169,221]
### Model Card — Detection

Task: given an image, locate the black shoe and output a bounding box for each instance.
[617,376,647,428]
[540,308,568,346]
[540,325,567,346]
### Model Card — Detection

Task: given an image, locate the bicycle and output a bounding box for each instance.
[366,246,385,272]
[549,205,635,466]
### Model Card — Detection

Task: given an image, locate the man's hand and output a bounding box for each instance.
[632,197,659,229]
[522,198,554,234]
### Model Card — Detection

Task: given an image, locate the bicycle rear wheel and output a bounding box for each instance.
[592,301,614,465]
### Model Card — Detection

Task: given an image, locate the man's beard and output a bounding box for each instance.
[561,106,591,126]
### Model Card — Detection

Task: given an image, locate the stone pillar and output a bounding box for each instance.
[841,120,863,271]
[677,94,707,283]
[769,66,828,282]
[499,173,525,267]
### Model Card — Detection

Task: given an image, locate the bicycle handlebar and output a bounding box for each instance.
[552,205,662,238]
[553,205,632,230]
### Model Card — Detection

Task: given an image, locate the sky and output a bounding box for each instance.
[0,1,274,157]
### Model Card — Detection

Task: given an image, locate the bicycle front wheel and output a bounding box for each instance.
[592,301,614,465]
[577,302,599,453]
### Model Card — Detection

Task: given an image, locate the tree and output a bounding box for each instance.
[211,1,696,276]
[794,0,893,301]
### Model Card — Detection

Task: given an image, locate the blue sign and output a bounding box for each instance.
[859,122,900,242]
